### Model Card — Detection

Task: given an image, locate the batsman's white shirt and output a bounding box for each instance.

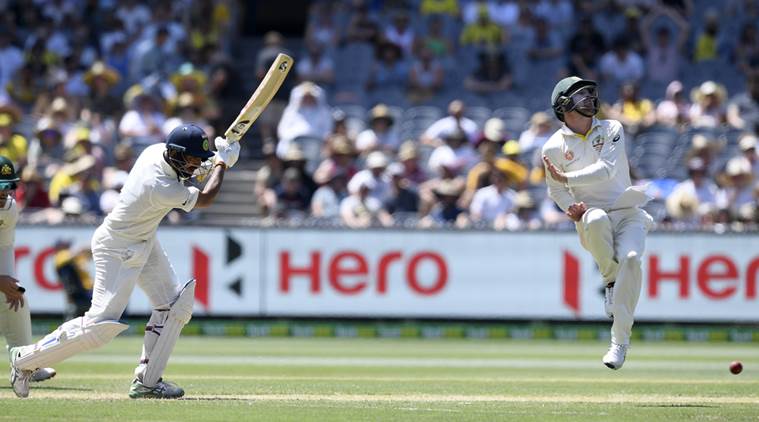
[542,118,632,212]
[104,143,200,241]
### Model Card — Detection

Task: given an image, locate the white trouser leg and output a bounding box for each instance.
[15,230,147,369]
[133,241,187,386]
[577,208,618,284]
[609,209,650,345]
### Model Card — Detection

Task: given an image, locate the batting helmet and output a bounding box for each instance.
[165,124,213,179]
[0,156,19,190]
[551,76,599,122]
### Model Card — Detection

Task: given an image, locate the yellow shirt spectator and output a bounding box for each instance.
[460,20,503,47]
[0,133,28,166]
[421,0,459,16]
[621,99,654,124]
[694,34,717,62]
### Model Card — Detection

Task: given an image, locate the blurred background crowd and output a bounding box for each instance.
[1,0,758,232]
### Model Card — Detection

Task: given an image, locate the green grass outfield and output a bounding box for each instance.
[1,337,758,421]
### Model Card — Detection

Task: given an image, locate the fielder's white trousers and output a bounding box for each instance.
[0,243,31,354]
[576,207,653,345]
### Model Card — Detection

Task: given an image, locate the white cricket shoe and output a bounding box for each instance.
[31,367,56,383]
[603,342,628,370]
[9,347,32,398]
[604,282,615,319]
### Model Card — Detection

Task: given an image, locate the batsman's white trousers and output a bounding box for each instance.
[85,226,183,324]
[0,242,32,354]
[576,207,653,345]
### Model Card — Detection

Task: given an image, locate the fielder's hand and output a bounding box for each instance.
[542,155,568,184]
[566,202,587,222]
[0,275,24,311]
[214,137,240,169]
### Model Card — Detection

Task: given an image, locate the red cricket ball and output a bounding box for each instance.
[730,361,743,375]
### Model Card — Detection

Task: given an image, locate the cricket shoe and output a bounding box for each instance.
[129,377,185,399]
[31,367,56,383]
[9,347,32,398]
[604,282,615,319]
[603,342,628,370]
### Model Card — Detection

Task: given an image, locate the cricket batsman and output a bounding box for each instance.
[0,156,57,389]
[9,124,240,398]
[542,77,654,370]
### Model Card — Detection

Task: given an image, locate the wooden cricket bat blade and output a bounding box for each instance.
[225,53,293,142]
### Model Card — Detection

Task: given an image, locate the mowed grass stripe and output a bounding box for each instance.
[40,373,759,385]
[3,391,759,404]
[64,354,755,370]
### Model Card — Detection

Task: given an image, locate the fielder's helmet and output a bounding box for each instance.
[0,156,19,190]
[551,76,599,122]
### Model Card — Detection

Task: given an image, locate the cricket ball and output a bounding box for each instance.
[730,361,743,375]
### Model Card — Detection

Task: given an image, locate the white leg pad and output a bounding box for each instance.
[13,317,128,370]
[139,280,195,387]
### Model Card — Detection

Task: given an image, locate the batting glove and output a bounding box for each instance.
[214,136,240,168]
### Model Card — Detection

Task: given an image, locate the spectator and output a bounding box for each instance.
[739,134,759,176]
[599,36,644,85]
[469,162,518,227]
[163,92,214,138]
[735,23,759,76]
[6,63,45,109]
[526,17,563,65]
[131,26,177,80]
[273,167,311,219]
[384,162,419,215]
[348,151,391,202]
[666,158,719,225]
[296,39,335,87]
[397,140,428,187]
[421,178,468,228]
[416,15,454,60]
[693,10,723,62]
[534,0,574,29]
[518,112,554,157]
[118,87,166,148]
[306,2,339,51]
[459,8,505,50]
[641,6,690,84]
[318,135,359,180]
[507,190,542,230]
[16,167,50,211]
[311,166,348,219]
[367,42,408,93]
[727,74,759,131]
[256,142,284,191]
[356,104,400,153]
[685,133,722,173]
[276,82,333,158]
[616,7,645,55]
[99,170,127,215]
[717,156,755,222]
[463,118,505,207]
[421,99,479,145]
[27,117,64,177]
[428,128,479,174]
[566,16,606,81]
[344,0,380,46]
[340,177,394,228]
[116,0,152,36]
[384,11,415,57]
[499,140,529,189]
[418,153,465,216]
[464,48,512,95]
[656,80,691,128]
[407,45,445,104]
[0,107,27,168]
[48,154,97,208]
[0,30,24,97]
[689,81,727,128]
[82,61,122,120]
[53,239,93,320]
[282,145,318,199]
[606,83,656,134]
[420,0,460,17]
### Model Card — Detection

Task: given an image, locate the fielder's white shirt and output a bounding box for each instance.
[0,198,18,276]
[103,144,200,241]
[542,118,631,212]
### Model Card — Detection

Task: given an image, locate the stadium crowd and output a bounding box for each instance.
[0,0,757,232]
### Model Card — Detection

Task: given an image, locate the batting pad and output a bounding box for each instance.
[14,318,128,370]
[141,279,195,387]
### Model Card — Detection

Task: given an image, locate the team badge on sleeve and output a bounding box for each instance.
[592,137,604,152]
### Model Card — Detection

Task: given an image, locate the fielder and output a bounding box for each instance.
[9,124,240,398]
[542,77,653,370]
[0,156,57,391]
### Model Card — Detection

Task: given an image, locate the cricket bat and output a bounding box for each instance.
[224,53,293,143]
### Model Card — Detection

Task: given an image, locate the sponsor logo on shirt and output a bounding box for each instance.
[612,134,620,143]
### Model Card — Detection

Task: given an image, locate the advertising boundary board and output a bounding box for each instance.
[15,226,759,322]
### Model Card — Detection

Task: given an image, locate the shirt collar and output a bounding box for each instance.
[559,117,601,140]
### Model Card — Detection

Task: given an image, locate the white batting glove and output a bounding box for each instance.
[214,136,240,168]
